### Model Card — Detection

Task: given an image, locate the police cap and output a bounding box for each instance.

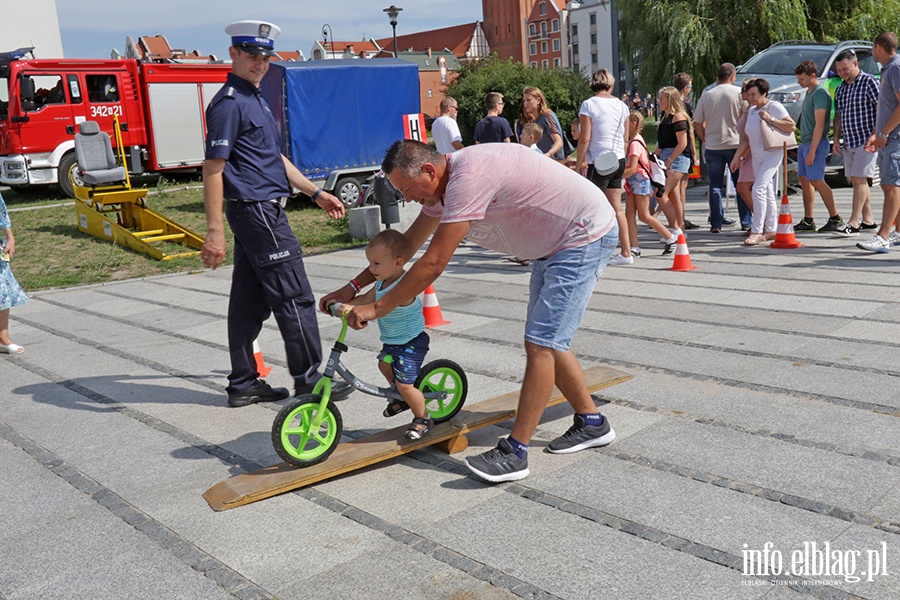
[226,20,281,57]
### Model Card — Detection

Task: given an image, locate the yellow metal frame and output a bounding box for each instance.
[72,115,205,261]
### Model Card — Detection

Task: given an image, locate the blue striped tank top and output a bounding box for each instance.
[375,277,425,345]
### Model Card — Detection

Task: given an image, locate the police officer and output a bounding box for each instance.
[202,20,352,407]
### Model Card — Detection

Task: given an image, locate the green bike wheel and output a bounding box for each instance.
[271,394,343,467]
[416,359,468,423]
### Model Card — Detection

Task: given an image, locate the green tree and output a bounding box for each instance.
[620,0,900,94]
[444,56,591,143]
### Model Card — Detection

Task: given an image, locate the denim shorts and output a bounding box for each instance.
[525,227,617,352]
[627,173,652,196]
[797,138,829,180]
[878,138,900,187]
[378,331,430,384]
[659,147,691,173]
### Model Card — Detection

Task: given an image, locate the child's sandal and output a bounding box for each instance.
[404,417,433,440]
[383,398,410,418]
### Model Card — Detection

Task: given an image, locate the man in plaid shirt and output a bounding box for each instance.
[833,49,881,234]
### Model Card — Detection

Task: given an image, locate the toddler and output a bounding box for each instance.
[331,230,432,440]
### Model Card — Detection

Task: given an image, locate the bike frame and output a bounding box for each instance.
[305,315,449,433]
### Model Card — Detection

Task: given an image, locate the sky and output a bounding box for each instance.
[57,1,485,59]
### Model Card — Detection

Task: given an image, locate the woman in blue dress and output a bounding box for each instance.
[0,191,28,353]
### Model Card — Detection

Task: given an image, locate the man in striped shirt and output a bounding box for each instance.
[832,49,880,234]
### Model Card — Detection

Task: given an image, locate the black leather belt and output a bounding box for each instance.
[227,197,287,207]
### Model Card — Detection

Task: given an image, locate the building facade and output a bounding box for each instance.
[524,0,569,69]
[567,0,633,93]
[481,0,535,62]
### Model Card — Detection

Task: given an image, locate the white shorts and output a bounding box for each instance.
[842,145,877,179]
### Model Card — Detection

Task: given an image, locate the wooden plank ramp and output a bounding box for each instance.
[203,365,632,511]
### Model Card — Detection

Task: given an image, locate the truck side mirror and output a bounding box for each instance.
[20,76,35,111]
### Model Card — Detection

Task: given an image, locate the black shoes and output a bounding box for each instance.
[227,381,290,407]
[794,218,816,231]
[295,379,352,400]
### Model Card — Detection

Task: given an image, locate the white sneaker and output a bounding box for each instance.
[856,234,890,253]
[661,228,683,243]
[608,254,634,265]
[889,230,900,246]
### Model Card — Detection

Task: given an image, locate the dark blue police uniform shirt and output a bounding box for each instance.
[205,72,290,201]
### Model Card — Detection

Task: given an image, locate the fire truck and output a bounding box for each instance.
[0,47,230,197]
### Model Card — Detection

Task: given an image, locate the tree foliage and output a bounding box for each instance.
[443,56,591,142]
[621,0,900,95]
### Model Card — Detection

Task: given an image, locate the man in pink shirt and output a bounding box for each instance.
[321,140,619,482]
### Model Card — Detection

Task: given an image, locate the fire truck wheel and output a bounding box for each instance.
[57,153,79,198]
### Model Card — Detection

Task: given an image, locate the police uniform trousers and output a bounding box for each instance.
[224,199,321,394]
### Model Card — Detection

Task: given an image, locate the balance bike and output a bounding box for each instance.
[271,311,467,467]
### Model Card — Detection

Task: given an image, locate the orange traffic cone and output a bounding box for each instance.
[669,233,698,271]
[769,195,804,249]
[422,284,450,328]
[253,338,273,377]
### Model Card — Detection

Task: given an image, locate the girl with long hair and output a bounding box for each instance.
[655,86,693,236]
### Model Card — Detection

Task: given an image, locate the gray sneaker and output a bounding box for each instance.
[547,415,616,454]
[889,230,900,246]
[856,234,890,254]
[464,438,529,483]
[817,216,846,233]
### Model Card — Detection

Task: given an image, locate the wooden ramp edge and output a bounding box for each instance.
[203,365,632,511]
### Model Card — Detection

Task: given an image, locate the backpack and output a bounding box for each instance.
[635,138,666,197]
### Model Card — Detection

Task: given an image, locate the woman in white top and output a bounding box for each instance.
[734,78,796,246]
[576,69,632,264]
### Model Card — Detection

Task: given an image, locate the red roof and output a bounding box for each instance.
[324,40,381,55]
[275,51,303,61]
[375,22,478,57]
[136,35,216,62]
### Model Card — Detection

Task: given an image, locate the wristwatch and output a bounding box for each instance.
[878,132,889,140]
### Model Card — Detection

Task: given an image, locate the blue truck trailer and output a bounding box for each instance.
[260,58,421,207]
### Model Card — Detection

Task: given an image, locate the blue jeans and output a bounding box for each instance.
[705,148,751,229]
[525,228,617,352]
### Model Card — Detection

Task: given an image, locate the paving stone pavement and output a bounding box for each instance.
[1,184,898,600]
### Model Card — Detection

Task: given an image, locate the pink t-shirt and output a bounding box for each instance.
[422,144,616,259]
[627,134,651,178]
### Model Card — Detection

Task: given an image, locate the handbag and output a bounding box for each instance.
[759,108,797,151]
[592,151,620,175]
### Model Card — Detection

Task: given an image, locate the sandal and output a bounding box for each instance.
[0,343,24,354]
[405,417,433,440]
[383,398,410,418]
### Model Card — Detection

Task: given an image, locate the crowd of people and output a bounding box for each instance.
[447,32,900,259]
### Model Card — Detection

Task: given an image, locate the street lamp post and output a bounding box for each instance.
[383,5,402,57]
[322,24,334,59]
